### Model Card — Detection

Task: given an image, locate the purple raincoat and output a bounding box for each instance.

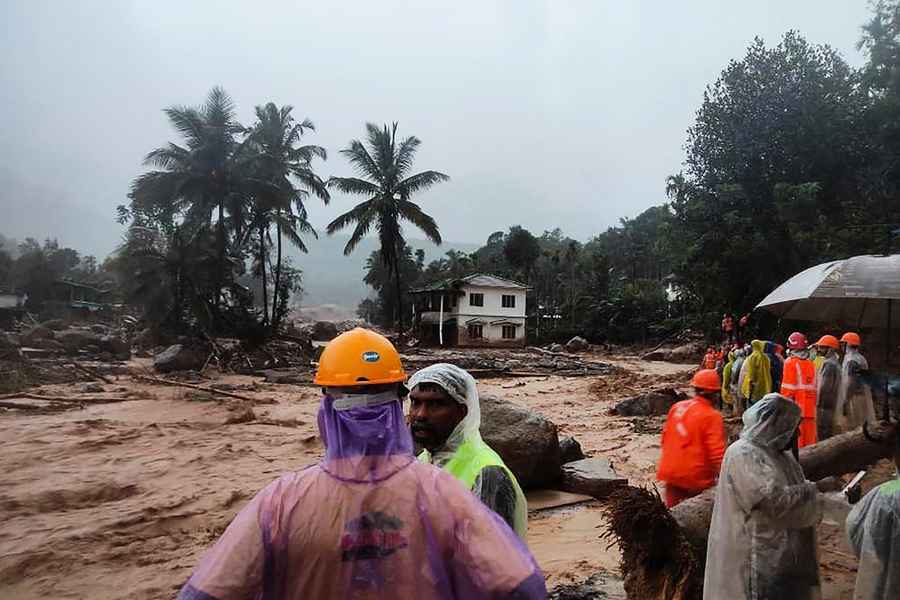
[176,393,545,600]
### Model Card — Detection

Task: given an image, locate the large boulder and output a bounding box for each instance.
[565,336,590,353]
[559,436,586,464]
[480,394,562,488]
[21,325,54,347]
[548,343,565,353]
[641,348,671,361]
[560,458,628,499]
[667,342,705,364]
[611,388,687,416]
[56,329,101,353]
[311,321,339,342]
[153,344,206,373]
[99,335,131,360]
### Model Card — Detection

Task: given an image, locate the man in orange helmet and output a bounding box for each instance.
[657,369,727,507]
[176,328,545,600]
[836,332,875,433]
[815,334,842,440]
[780,332,818,447]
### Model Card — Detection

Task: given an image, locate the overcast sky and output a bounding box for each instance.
[1,1,873,252]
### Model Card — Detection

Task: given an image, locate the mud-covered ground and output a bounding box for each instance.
[0,353,886,599]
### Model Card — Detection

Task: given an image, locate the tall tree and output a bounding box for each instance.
[245,103,329,330]
[327,122,448,331]
[670,32,873,312]
[859,0,900,242]
[129,87,248,318]
[503,226,540,280]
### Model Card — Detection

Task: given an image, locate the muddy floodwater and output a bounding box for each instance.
[0,355,878,599]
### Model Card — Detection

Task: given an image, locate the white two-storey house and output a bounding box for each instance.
[410,274,528,347]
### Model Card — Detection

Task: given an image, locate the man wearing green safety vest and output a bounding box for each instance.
[408,363,528,538]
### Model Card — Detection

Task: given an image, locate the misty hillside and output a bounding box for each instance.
[284,235,477,308]
[0,168,121,258]
[1,170,477,308]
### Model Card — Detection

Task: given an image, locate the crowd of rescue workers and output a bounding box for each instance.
[171,326,898,600]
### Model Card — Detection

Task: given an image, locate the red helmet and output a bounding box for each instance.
[691,369,721,391]
[786,332,808,350]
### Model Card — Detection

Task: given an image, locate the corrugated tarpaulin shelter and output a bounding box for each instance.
[756,253,900,421]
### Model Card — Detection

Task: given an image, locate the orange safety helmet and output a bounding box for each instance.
[840,332,861,347]
[814,334,840,350]
[314,328,407,387]
[691,369,721,392]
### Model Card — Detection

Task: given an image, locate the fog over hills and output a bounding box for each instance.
[0,169,477,308]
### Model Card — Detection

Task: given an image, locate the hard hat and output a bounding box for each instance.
[786,332,808,350]
[691,369,721,391]
[814,334,840,350]
[314,328,407,387]
[840,332,861,346]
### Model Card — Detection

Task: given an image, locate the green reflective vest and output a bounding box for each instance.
[420,437,528,539]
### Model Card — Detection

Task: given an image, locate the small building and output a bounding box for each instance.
[411,274,528,347]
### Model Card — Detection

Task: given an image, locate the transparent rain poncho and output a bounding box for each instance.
[846,472,900,600]
[409,364,529,538]
[834,346,876,434]
[176,391,545,600]
[730,347,748,415]
[704,394,823,600]
[816,351,841,440]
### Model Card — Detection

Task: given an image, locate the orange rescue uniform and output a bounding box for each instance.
[780,355,818,447]
[656,395,726,507]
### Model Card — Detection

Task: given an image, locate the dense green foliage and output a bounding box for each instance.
[360,12,900,343]
[9,4,900,347]
[115,88,328,336]
[0,237,116,310]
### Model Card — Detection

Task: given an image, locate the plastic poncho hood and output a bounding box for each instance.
[409,363,528,538]
[409,363,482,462]
[741,392,802,452]
[739,340,773,403]
[846,473,900,599]
[704,393,822,600]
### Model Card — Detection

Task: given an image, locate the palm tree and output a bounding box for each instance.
[130,87,246,317]
[245,103,329,330]
[327,122,448,331]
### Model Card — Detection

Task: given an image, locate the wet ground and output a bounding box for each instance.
[0,353,885,599]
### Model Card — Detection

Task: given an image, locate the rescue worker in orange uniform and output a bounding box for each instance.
[657,369,727,507]
[780,332,818,448]
[702,347,718,370]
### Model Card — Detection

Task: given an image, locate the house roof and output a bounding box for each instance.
[411,273,529,293]
[459,274,529,289]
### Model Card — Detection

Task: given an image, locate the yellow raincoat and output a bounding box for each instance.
[740,340,773,404]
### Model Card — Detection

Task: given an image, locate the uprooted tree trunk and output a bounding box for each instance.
[604,422,897,600]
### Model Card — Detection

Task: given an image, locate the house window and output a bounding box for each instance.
[502,325,516,339]
[468,324,484,339]
[451,294,458,307]
[469,293,484,307]
[502,294,516,308]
